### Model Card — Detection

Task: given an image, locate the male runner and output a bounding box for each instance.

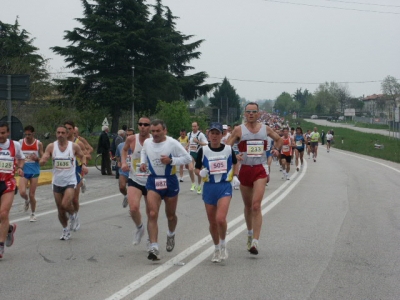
[74,126,93,193]
[39,125,86,240]
[227,102,282,255]
[121,117,152,247]
[310,127,320,162]
[294,127,305,171]
[187,122,208,194]
[280,127,295,180]
[116,128,134,208]
[305,130,312,159]
[177,129,191,183]
[140,119,191,260]
[220,125,230,144]
[326,130,334,152]
[19,125,44,222]
[0,122,25,259]
[195,122,239,263]
[64,121,89,231]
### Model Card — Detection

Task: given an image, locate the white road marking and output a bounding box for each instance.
[105,162,307,300]
[332,148,400,174]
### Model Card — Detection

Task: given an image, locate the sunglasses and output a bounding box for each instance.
[137,123,150,127]
[245,110,258,114]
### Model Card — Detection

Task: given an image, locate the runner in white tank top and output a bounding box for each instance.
[226,102,283,255]
[121,117,152,247]
[40,125,86,241]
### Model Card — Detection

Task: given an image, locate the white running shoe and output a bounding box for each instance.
[29,214,37,222]
[147,247,160,261]
[122,195,128,208]
[286,174,290,180]
[249,240,259,255]
[133,225,145,245]
[81,178,86,193]
[60,228,71,240]
[69,213,75,231]
[166,235,175,252]
[211,248,221,263]
[220,245,228,260]
[73,214,80,231]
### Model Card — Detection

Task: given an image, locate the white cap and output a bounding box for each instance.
[222,124,228,130]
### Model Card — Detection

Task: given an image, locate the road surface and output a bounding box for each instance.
[1,149,400,300]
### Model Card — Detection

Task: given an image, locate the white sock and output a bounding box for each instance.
[215,244,220,250]
[220,240,226,247]
[167,230,175,237]
[150,243,159,250]
[247,230,253,236]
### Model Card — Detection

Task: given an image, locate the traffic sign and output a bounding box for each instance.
[102,118,109,126]
[0,74,30,101]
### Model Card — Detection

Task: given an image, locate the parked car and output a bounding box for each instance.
[311,115,318,119]
[338,116,345,121]
[327,116,337,121]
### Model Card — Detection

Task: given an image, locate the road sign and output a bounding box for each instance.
[0,75,30,101]
[395,107,399,122]
[102,118,109,126]
[344,108,355,116]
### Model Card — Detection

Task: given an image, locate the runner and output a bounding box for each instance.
[64,121,89,231]
[116,128,134,208]
[177,129,191,183]
[187,122,208,194]
[310,127,320,162]
[294,127,305,171]
[39,125,87,240]
[220,125,230,144]
[139,119,191,260]
[0,122,25,259]
[305,129,312,159]
[74,126,93,193]
[19,125,44,222]
[280,127,295,180]
[326,130,334,152]
[290,127,295,165]
[227,102,282,255]
[195,122,239,263]
[121,117,152,247]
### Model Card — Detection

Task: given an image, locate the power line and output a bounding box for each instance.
[262,0,400,14]
[323,0,400,8]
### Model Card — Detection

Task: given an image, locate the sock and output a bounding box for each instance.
[215,245,220,250]
[220,240,226,247]
[137,223,143,229]
[167,230,175,237]
[252,238,259,244]
[150,243,159,250]
[247,230,253,236]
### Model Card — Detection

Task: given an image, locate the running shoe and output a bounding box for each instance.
[60,228,71,240]
[234,186,239,190]
[146,238,151,252]
[0,244,4,259]
[147,247,160,261]
[247,235,253,251]
[296,167,299,172]
[197,186,202,195]
[24,200,29,212]
[166,234,175,252]
[249,240,259,255]
[30,214,37,222]
[220,245,228,260]
[179,178,184,182]
[211,249,221,263]
[73,214,81,231]
[133,225,145,245]
[6,223,17,247]
[122,195,128,208]
[69,213,76,231]
[190,183,196,191]
[314,158,316,162]
[286,174,290,180]
[81,178,87,193]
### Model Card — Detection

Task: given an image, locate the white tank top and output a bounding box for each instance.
[52,141,77,187]
[238,124,268,166]
[129,134,149,185]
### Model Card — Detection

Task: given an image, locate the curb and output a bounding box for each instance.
[16,172,53,186]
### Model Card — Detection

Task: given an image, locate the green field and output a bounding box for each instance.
[299,120,400,163]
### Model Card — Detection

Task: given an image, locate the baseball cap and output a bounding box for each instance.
[222,124,228,130]
[209,122,223,133]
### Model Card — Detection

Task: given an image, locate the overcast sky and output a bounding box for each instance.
[3,0,400,101]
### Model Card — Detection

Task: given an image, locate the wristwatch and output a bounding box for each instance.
[170,158,173,165]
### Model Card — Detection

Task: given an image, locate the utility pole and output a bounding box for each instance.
[131,66,135,127]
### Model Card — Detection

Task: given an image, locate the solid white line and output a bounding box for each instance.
[11,193,120,223]
[105,163,306,300]
[134,161,308,300]
[332,148,400,174]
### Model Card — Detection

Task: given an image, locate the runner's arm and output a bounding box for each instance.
[39,143,53,166]
[226,126,240,146]
[73,143,87,166]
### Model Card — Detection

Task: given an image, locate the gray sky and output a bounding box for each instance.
[3,0,400,101]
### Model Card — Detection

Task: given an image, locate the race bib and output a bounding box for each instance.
[282,145,290,152]
[0,158,14,172]
[189,143,198,152]
[54,158,72,169]
[209,157,227,175]
[246,141,264,157]
[155,178,167,190]
[23,151,37,163]
[296,140,302,147]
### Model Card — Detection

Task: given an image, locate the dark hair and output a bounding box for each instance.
[245,102,259,110]
[151,119,166,130]
[0,121,9,131]
[126,128,135,134]
[291,127,294,131]
[57,125,68,131]
[296,126,303,134]
[24,125,35,132]
[282,127,289,131]
[122,125,127,131]
[64,120,75,128]
[180,128,186,132]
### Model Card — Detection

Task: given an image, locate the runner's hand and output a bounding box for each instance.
[236,153,244,161]
[232,176,240,187]
[121,162,129,172]
[140,163,147,172]
[199,168,208,178]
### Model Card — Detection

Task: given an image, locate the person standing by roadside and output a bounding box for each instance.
[0,122,25,259]
[19,125,44,222]
[97,126,112,175]
[321,130,325,145]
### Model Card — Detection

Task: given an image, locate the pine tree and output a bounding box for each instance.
[209,78,241,124]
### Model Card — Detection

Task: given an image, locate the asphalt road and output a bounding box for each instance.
[1,149,400,300]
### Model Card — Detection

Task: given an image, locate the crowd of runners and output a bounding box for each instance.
[0,104,333,261]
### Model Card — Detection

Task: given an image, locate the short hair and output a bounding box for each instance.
[282,127,289,131]
[180,128,186,132]
[151,119,166,130]
[57,125,68,132]
[291,127,294,131]
[0,121,9,131]
[126,128,135,134]
[102,125,109,131]
[24,125,35,132]
[245,102,259,110]
[118,129,125,136]
[64,120,75,128]
[122,125,127,131]
[296,127,303,134]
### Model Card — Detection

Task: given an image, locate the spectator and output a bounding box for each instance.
[97,125,112,175]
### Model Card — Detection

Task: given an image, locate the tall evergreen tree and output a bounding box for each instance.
[209,78,241,124]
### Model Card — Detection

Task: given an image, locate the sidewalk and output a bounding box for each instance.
[16,171,52,186]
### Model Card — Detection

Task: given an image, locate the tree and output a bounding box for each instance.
[156,100,193,138]
[52,0,214,132]
[208,78,241,124]
[195,99,205,108]
[274,92,292,114]
[381,75,400,108]
[0,19,51,100]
